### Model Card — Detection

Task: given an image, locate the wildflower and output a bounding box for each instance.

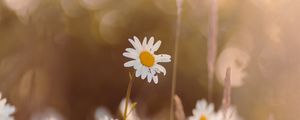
[123,36,171,84]
[0,93,15,120]
[188,99,221,120]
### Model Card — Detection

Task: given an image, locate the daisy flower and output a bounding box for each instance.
[123,36,171,84]
[0,93,16,120]
[188,99,221,120]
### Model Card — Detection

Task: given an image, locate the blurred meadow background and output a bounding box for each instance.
[0,0,300,119]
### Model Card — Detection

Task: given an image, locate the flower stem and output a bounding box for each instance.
[222,67,231,113]
[208,0,218,102]
[124,72,134,120]
[170,0,183,119]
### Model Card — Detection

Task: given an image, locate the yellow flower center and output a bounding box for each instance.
[199,115,207,120]
[139,51,155,67]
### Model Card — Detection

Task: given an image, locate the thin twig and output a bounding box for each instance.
[174,95,186,120]
[222,67,231,113]
[170,0,183,120]
[207,0,218,101]
[124,72,134,120]
[126,102,137,117]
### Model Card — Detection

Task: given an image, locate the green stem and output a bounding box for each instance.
[124,72,134,120]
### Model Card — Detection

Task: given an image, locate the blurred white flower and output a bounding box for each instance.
[60,0,85,17]
[188,99,221,120]
[123,36,171,84]
[99,10,127,45]
[216,47,250,87]
[80,0,109,10]
[218,107,242,120]
[31,108,64,120]
[119,99,140,120]
[3,0,39,23]
[95,107,117,120]
[0,93,16,120]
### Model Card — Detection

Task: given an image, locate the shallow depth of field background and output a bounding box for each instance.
[0,0,299,120]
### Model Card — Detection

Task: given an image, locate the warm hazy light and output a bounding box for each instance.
[154,0,177,15]
[80,0,108,10]
[99,10,125,45]
[60,0,84,17]
[0,0,300,120]
[4,0,38,22]
[31,109,64,120]
[216,47,250,87]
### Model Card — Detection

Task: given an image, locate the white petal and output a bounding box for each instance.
[153,75,158,84]
[0,99,7,105]
[150,67,155,74]
[207,104,214,113]
[148,68,156,83]
[128,39,139,50]
[188,116,197,120]
[147,37,154,48]
[125,48,137,54]
[123,52,137,59]
[150,67,156,76]
[155,54,171,63]
[141,73,147,79]
[147,73,153,82]
[124,60,136,67]
[196,100,207,110]
[150,40,161,52]
[141,67,149,79]
[133,62,142,69]
[133,36,143,50]
[154,64,167,75]
[142,37,147,48]
[135,66,143,77]
[5,106,15,115]
[192,109,200,116]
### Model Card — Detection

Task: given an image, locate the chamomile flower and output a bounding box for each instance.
[0,93,16,120]
[188,99,220,120]
[123,36,171,84]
